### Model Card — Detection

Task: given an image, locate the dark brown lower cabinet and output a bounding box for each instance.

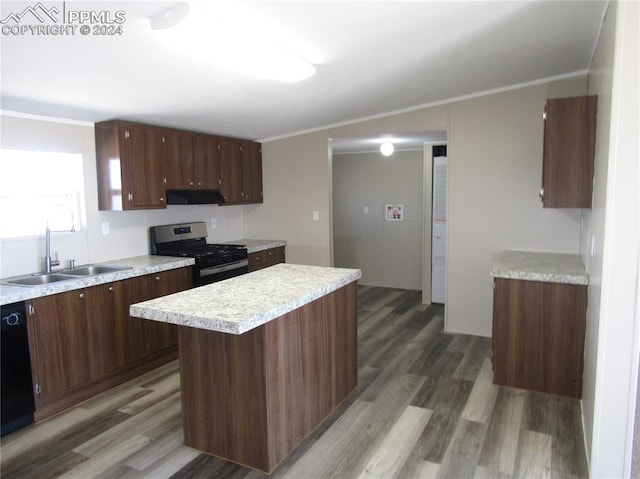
[27,267,192,421]
[492,277,587,398]
[107,276,148,368]
[248,246,286,272]
[142,268,190,353]
[28,285,110,401]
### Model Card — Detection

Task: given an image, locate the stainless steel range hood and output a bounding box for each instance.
[166,189,226,205]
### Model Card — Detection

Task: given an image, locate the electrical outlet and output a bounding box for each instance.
[211,218,217,229]
[101,222,110,235]
[364,206,369,215]
[313,211,320,222]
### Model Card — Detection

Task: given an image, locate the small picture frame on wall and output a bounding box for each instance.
[385,204,403,221]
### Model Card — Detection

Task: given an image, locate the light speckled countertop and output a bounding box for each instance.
[490,251,588,285]
[0,255,194,306]
[130,263,361,335]
[223,239,286,253]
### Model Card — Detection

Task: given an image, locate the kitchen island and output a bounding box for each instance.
[130,263,361,473]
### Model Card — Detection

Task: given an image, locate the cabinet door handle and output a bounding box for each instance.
[155,276,161,281]
[160,197,164,202]
[189,182,194,186]
[108,286,113,292]
[79,293,85,299]
[539,188,544,200]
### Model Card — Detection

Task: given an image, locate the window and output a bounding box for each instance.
[0,149,85,238]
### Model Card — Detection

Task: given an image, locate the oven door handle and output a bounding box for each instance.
[199,259,249,278]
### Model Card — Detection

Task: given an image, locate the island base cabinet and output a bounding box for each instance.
[178,282,357,473]
[492,278,587,398]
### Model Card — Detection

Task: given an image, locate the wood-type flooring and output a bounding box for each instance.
[0,286,589,478]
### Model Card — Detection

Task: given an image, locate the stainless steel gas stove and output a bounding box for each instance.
[149,222,248,286]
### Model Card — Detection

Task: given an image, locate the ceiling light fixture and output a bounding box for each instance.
[149,1,317,83]
[149,3,190,30]
[380,142,394,156]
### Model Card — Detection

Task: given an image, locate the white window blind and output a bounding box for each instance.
[0,149,85,238]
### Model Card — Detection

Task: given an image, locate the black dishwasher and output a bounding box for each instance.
[1,301,35,436]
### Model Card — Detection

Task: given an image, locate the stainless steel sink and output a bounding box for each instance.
[62,265,131,276]
[3,265,132,287]
[4,273,79,286]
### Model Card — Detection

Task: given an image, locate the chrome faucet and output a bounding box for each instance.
[45,223,60,273]
[44,208,76,273]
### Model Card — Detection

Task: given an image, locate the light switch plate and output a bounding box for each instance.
[313,211,320,221]
[101,222,110,235]
[211,218,217,228]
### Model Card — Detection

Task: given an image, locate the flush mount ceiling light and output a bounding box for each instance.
[149,3,189,30]
[149,1,318,83]
[380,142,395,156]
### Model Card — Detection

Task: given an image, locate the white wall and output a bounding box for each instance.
[581,1,640,476]
[580,0,616,468]
[446,84,583,336]
[0,114,246,279]
[333,149,424,290]
[245,131,331,266]
[245,107,451,269]
[251,80,585,337]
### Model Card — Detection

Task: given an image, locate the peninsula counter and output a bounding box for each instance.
[130,263,361,473]
[490,251,588,397]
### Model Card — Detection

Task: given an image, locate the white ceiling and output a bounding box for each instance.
[1,1,607,142]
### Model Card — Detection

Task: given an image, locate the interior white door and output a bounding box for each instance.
[431,156,447,303]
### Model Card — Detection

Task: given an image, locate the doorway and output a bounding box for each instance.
[329,131,447,304]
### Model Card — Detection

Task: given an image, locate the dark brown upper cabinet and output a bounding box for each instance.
[541,95,597,208]
[164,129,194,190]
[192,133,222,190]
[219,138,263,206]
[241,140,263,204]
[95,120,167,211]
[219,137,244,204]
[96,120,261,210]
[164,131,221,190]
